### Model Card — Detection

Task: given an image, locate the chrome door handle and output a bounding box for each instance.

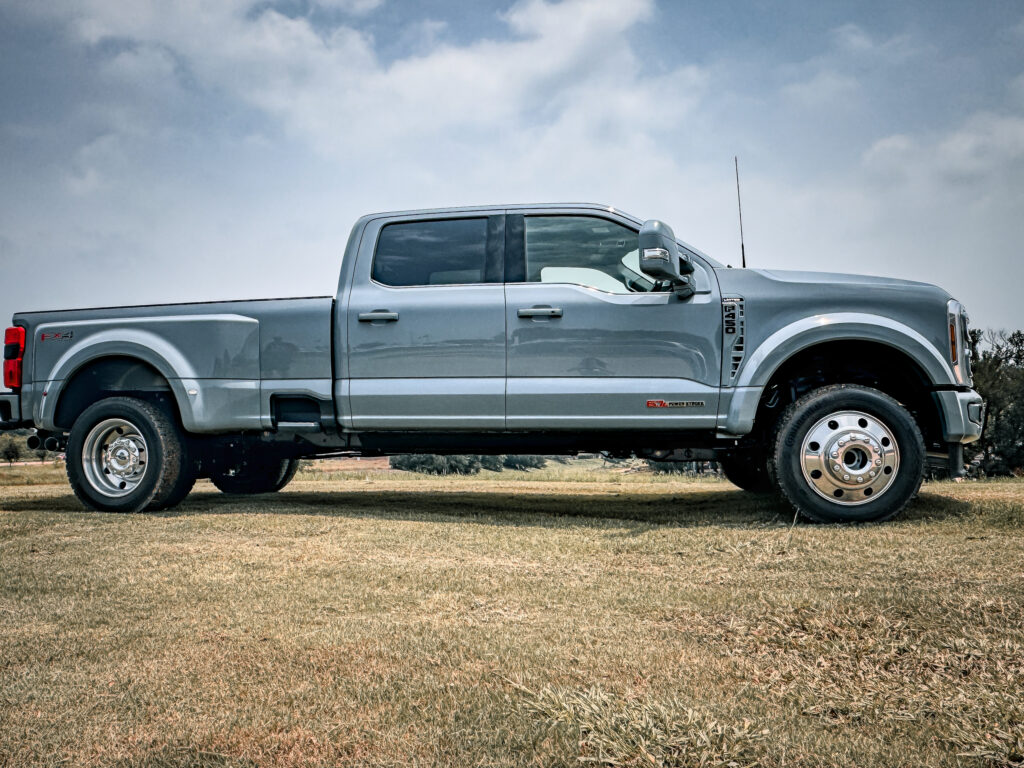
[517,306,563,318]
[358,310,399,322]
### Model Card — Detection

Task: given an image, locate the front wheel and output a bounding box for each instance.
[768,384,924,523]
[66,396,194,513]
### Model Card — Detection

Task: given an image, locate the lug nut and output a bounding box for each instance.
[835,464,842,472]
[874,459,882,466]
[857,476,864,483]
[831,450,839,458]
[843,474,850,481]
[869,470,876,477]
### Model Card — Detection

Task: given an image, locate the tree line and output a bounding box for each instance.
[969,329,1024,475]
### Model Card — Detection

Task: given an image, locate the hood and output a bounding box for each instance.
[715,267,953,306]
[755,269,944,292]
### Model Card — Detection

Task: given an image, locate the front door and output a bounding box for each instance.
[505,213,722,429]
[347,214,506,429]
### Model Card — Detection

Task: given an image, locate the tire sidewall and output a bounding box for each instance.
[773,386,924,523]
[66,398,167,512]
[719,451,772,494]
[211,456,292,495]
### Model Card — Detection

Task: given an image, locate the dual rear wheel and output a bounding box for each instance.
[66,396,299,512]
[66,397,197,513]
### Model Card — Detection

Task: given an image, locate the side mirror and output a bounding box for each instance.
[638,219,694,298]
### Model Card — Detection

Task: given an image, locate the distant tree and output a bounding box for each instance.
[389,454,482,475]
[969,329,1024,475]
[645,460,721,475]
[645,460,689,474]
[478,455,505,472]
[502,455,547,470]
[1,438,22,466]
[35,448,49,463]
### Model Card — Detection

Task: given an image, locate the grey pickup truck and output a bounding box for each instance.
[1,203,983,522]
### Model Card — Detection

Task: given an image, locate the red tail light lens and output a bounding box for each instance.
[3,326,25,389]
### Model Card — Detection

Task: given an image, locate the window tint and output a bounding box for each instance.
[524,216,650,294]
[373,218,489,287]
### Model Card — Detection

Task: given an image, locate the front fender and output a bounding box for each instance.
[722,313,955,436]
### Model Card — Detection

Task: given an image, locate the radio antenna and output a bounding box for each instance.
[734,156,747,268]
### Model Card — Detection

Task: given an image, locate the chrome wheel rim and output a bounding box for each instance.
[799,410,900,506]
[81,418,149,498]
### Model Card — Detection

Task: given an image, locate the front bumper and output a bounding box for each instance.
[934,389,984,444]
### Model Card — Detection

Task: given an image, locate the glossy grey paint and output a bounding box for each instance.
[344,209,506,429]
[715,269,956,388]
[711,268,971,437]
[504,281,721,428]
[13,297,332,433]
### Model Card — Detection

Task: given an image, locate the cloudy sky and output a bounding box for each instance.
[1,0,1022,335]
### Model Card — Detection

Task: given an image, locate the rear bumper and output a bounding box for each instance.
[934,389,984,443]
[0,392,22,429]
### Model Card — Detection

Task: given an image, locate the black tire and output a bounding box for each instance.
[719,451,773,494]
[147,452,199,511]
[66,396,191,513]
[273,458,301,491]
[768,384,924,523]
[211,457,299,495]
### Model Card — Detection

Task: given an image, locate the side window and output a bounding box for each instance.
[373,218,490,287]
[524,216,652,294]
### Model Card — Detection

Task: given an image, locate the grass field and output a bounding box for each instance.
[1,463,1022,767]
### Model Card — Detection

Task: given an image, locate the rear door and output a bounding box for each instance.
[346,213,506,429]
[504,212,722,429]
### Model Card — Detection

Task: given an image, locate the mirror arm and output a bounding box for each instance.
[672,276,695,300]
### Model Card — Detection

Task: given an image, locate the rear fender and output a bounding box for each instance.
[36,315,260,433]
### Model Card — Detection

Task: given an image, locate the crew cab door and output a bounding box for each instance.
[345,213,506,429]
[504,212,721,429]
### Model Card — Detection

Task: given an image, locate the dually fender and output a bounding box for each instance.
[37,316,261,433]
[720,312,955,436]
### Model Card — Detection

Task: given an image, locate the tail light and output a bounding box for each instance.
[3,326,25,389]
[949,318,958,364]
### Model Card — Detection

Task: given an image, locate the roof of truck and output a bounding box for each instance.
[358,202,642,225]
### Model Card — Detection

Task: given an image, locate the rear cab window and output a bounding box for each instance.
[372,217,502,287]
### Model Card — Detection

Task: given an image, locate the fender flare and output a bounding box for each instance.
[38,331,197,431]
[723,313,954,435]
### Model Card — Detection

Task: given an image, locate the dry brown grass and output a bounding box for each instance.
[1,465,1022,767]
[0,461,66,486]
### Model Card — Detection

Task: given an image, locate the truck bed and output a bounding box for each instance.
[12,296,335,433]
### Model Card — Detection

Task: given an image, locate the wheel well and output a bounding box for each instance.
[755,340,944,448]
[54,356,177,430]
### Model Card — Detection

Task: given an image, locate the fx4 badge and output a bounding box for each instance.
[40,331,74,342]
[646,399,705,408]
